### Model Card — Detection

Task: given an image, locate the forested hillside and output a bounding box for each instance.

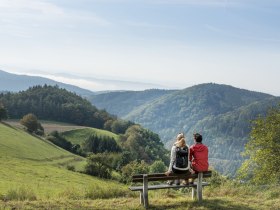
[90,89,175,117]
[0,85,169,166]
[87,83,280,176]
[0,85,112,129]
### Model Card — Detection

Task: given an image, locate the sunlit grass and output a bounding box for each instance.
[1,185,280,210]
[1,123,279,209]
[0,123,130,202]
[61,127,119,145]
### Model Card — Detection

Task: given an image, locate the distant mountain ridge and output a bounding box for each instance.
[89,89,177,117]
[0,69,94,97]
[90,83,280,176]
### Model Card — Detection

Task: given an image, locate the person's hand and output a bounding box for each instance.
[190,169,195,174]
[165,171,171,176]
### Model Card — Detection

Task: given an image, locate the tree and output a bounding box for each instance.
[82,134,121,154]
[0,104,8,121]
[111,119,133,134]
[149,160,166,173]
[47,131,72,151]
[238,106,280,184]
[116,151,134,170]
[120,160,149,183]
[20,113,40,133]
[85,153,113,179]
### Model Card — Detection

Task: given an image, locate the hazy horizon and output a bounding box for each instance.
[1,69,278,97]
[1,0,280,95]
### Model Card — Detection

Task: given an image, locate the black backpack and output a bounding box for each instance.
[175,146,189,168]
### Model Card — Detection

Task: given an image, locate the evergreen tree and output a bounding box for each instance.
[0,104,8,121]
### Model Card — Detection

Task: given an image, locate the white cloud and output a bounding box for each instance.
[0,0,64,15]
[0,0,110,26]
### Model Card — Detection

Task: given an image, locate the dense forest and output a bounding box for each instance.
[89,83,280,176]
[0,85,169,177]
[0,85,111,129]
[89,89,175,117]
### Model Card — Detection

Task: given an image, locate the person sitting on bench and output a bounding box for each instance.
[165,133,191,185]
[189,133,209,173]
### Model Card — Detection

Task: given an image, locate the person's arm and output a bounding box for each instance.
[189,146,193,161]
[167,146,176,173]
[189,146,195,174]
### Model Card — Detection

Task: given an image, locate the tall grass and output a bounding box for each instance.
[57,184,132,200]
[2,186,36,201]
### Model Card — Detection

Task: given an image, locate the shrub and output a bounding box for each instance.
[67,165,75,171]
[20,113,44,135]
[47,131,73,151]
[149,160,167,173]
[120,160,149,183]
[208,169,229,188]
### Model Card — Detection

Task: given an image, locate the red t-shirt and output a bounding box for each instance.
[189,143,209,172]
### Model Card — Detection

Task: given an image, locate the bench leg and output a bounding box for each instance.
[197,172,203,202]
[140,191,143,205]
[143,174,149,209]
[192,187,196,200]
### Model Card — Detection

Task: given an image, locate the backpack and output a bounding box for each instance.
[174,146,189,169]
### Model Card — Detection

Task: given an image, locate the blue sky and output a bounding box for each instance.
[0,0,280,95]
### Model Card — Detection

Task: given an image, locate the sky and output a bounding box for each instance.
[0,0,280,95]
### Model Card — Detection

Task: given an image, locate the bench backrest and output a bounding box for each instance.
[132,171,212,182]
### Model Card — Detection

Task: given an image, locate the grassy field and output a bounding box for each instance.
[61,127,119,145]
[1,122,279,209]
[0,123,129,202]
[0,184,279,209]
[5,119,87,134]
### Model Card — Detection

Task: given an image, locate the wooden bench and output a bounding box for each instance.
[129,171,212,209]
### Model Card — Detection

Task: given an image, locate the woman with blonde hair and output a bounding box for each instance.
[165,133,191,185]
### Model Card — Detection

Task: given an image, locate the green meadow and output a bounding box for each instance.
[1,122,280,209]
[61,127,119,145]
[0,123,129,201]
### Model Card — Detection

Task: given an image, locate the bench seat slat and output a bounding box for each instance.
[132,171,211,179]
[132,171,212,183]
[129,182,209,191]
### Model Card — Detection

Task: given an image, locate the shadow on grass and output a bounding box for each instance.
[149,199,255,210]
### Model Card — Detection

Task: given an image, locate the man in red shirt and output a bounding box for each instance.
[189,133,209,173]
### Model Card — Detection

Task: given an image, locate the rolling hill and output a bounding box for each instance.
[89,83,280,176]
[0,85,114,129]
[0,85,169,165]
[89,89,176,117]
[0,122,128,200]
[61,127,119,146]
[0,69,94,97]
